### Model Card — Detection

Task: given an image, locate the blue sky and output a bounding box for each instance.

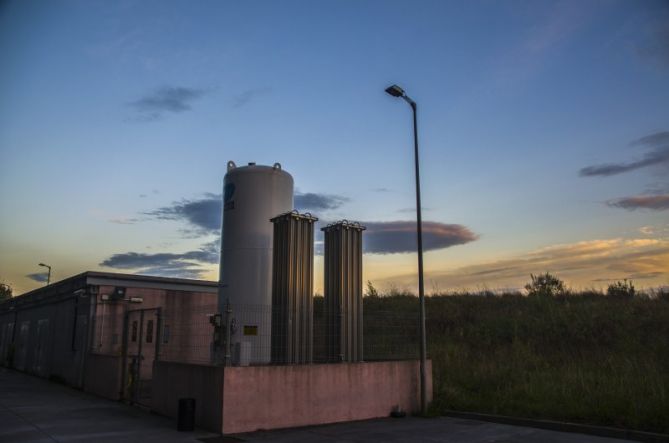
[1,0,668,294]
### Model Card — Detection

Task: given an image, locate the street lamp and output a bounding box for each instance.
[38,263,51,286]
[385,84,428,415]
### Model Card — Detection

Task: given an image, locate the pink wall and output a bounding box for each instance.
[222,360,432,434]
[83,354,122,400]
[152,360,432,434]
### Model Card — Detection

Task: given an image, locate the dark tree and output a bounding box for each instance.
[525,273,568,297]
[607,279,635,298]
[0,283,11,302]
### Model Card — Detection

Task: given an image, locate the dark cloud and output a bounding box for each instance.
[628,271,665,280]
[363,221,478,254]
[134,267,205,279]
[233,87,271,109]
[579,131,669,177]
[630,131,669,147]
[109,218,139,225]
[26,273,48,283]
[579,147,669,177]
[607,194,669,211]
[295,192,348,212]
[129,86,206,121]
[372,188,391,193]
[143,191,349,237]
[145,193,222,235]
[99,239,219,279]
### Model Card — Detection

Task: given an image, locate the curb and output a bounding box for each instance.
[443,410,669,443]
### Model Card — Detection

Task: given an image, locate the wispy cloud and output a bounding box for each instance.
[485,1,596,89]
[636,18,669,68]
[26,273,48,283]
[375,238,669,291]
[108,217,140,225]
[397,207,430,213]
[579,131,669,177]
[579,150,669,176]
[232,87,272,109]
[523,1,592,54]
[295,192,348,212]
[639,226,655,235]
[129,86,206,121]
[145,193,222,236]
[363,221,478,254]
[630,131,669,147]
[100,239,219,279]
[607,194,669,211]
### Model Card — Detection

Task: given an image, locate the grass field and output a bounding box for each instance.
[360,292,669,434]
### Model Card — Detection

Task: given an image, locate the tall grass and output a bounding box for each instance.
[363,292,669,433]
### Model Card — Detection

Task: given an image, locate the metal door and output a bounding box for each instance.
[122,308,160,406]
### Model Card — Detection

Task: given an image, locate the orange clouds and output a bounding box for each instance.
[374,237,669,292]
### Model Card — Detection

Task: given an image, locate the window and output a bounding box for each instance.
[146,320,153,343]
[131,321,138,342]
[163,325,170,344]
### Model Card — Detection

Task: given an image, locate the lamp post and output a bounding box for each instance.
[385,84,427,415]
[38,263,51,286]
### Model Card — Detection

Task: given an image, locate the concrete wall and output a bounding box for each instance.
[152,361,224,432]
[0,296,89,387]
[83,354,122,400]
[222,360,432,434]
[151,360,431,435]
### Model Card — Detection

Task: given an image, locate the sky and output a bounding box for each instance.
[1,0,668,295]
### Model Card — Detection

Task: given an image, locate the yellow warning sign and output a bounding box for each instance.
[243,325,258,336]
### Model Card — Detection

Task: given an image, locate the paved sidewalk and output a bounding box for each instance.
[1,368,639,442]
[0,368,216,442]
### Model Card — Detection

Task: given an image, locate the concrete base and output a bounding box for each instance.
[152,360,432,434]
[152,361,224,431]
[83,353,122,400]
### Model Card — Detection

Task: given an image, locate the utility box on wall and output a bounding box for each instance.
[322,221,366,362]
[270,211,318,364]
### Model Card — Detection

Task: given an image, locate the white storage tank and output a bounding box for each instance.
[218,161,293,364]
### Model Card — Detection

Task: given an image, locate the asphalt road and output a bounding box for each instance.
[0,368,639,443]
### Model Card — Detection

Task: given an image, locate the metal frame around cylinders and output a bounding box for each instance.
[322,221,365,363]
[270,210,318,364]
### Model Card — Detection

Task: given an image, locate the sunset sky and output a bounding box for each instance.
[1,0,668,295]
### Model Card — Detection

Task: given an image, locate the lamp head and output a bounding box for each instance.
[39,263,46,267]
[385,84,405,98]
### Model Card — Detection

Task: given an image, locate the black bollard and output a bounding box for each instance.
[177,398,196,431]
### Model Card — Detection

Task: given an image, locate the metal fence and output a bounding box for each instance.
[153,300,420,366]
[88,299,421,367]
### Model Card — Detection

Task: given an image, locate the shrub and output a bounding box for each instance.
[0,283,11,302]
[524,272,568,297]
[365,280,379,298]
[607,280,635,298]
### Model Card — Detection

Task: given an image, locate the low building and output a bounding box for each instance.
[0,271,430,434]
[0,271,217,402]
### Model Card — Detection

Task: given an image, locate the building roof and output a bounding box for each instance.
[0,271,218,312]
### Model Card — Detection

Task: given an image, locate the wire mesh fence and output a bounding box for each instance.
[154,299,420,366]
[90,302,125,356]
[87,298,421,366]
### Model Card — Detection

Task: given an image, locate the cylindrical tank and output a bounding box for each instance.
[218,161,293,364]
